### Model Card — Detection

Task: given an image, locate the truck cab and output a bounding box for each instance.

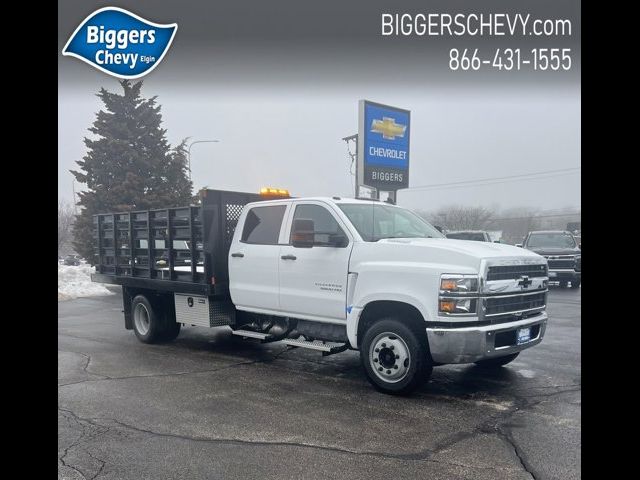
[228,197,549,393]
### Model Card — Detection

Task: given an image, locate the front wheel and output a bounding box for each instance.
[360,318,432,395]
[558,280,568,288]
[474,352,519,368]
[570,279,581,289]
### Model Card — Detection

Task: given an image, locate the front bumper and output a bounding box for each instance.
[426,312,547,364]
[548,269,580,281]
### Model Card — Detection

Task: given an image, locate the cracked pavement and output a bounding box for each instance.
[58,286,580,479]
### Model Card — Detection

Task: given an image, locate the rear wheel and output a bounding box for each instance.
[558,280,568,288]
[160,321,181,341]
[360,318,432,395]
[158,296,181,342]
[132,295,164,344]
[474,352,519,368]
[570,279,581,289]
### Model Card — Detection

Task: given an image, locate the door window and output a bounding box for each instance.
[290,204,347,247]
[241,205,287,244]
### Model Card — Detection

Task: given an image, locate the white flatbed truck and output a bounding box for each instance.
[92,188,549,394]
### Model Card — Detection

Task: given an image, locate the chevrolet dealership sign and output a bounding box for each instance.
[357,100,411,191]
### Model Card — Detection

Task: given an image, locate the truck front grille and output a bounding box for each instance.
[484,291,546,316]
[486,264,548,281]
[544,255,576,270]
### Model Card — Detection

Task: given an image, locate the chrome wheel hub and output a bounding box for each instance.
[369,332,411,383]
[134,303,151,335]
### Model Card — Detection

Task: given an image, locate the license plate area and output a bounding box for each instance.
[493,324,540,349]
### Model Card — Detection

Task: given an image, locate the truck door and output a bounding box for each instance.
[229,203,289,311]
[278,202,353,321]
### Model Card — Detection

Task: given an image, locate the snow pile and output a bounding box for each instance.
[58,264,114,301]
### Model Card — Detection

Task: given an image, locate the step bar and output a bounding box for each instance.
[230,329,271,340]
[231,329,349,356]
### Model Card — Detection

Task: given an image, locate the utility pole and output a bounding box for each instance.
[342,134,358,197]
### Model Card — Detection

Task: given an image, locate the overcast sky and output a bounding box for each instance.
[58,0,580,213]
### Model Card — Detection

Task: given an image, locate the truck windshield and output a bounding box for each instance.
[526,233,576,248]
[338,203,444,242]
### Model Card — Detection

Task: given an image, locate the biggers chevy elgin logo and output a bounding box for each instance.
[62,6,177,79]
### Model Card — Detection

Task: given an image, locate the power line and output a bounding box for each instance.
[417,210,581,222]
[516,206,582,214]
[489,212,581,221]
[406,167,581,192]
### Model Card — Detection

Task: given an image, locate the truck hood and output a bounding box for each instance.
[379,238,541,259]
[350,237,546,283]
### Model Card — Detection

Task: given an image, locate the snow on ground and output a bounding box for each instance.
[58,264,114,301]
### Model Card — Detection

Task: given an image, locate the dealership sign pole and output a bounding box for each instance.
[357,100,411,201]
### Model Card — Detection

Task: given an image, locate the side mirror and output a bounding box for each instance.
[291,219,315,248]
[328,232,349,248]
[578,243,581,249]
[515,244,523,248]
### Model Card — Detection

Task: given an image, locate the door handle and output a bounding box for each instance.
[231,252,244,258]
[281,254,297,260]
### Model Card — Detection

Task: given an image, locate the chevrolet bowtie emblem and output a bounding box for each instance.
[517,275,532,289]
[371,117,407,140]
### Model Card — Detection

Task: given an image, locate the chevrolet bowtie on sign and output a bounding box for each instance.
[358,100,411,190]
[370,117,407,140]
[62,7,177,79]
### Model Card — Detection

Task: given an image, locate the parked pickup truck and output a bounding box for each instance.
[92,189,550,394]
[517,230,581,289]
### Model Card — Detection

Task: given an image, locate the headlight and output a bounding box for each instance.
[439,298,477,314]
[439,274,479,315]
[440,274,479,293]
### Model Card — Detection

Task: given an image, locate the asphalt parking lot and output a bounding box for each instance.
[58,286,580,480]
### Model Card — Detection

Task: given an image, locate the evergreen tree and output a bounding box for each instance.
[71,80,193,261]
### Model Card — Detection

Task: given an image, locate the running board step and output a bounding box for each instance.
[282,338,349,356]
[231,329,273,341]
[231,330,349,356]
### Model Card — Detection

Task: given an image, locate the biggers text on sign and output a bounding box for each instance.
[62,6,177,79]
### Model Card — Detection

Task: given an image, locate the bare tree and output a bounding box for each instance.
[487,207,543,244]
[428,205,496,231]
[58,200,75,255]
[416,204,580,245]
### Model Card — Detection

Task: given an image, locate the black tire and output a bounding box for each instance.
[131,295,165,344]
[160,321,181,341]
[474,352,519,368]
[558,280,568,288]
[157,297,181,342]
[570,279,581,289]
[360,318,432,395]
